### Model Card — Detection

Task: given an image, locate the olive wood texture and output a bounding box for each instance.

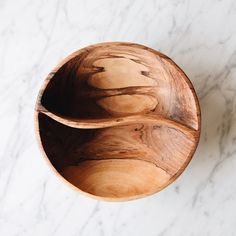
[35,42,201,201]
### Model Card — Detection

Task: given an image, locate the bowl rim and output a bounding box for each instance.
[34,41,201,202]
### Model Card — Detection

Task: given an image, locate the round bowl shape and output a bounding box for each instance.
[35,42,201,201]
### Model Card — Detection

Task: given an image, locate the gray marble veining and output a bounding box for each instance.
[0,0,236,235]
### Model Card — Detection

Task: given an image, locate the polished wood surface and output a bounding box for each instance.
[35,42,201,201]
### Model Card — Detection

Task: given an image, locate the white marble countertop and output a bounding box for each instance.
[0,0,236,235]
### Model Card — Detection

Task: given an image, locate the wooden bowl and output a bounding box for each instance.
[35,42,201,201]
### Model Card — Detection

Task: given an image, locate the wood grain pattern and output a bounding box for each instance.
[35,42,201,201]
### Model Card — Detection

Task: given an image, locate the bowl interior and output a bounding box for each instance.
[37,42,200,200]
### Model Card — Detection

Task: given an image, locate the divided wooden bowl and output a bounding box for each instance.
[35,42,201,201]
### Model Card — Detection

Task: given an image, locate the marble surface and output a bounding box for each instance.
[0,0,236,235]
